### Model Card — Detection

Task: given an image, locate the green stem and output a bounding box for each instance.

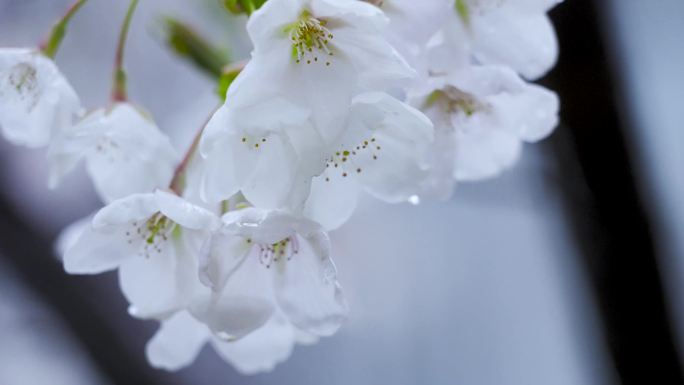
[40,0,89,58]
[111,0,140,102]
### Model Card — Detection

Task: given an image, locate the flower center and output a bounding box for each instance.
[0,62,41,112]
[126,213,177,257]
[286,10,334,66]
[247,236,300,268]
[425,87,485,117]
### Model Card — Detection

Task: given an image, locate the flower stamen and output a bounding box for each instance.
[287,10,334,66]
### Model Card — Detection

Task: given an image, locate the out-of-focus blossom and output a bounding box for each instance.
[0,48,80,148]
[49,103,178,203]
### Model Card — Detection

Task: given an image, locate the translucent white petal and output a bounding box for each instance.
[146,311,209,371]
[247,0,306,52]
[54,215,92,259]
[198,232,251,290]
[191,249,275,339]
[200,135,249,204]
[118,235,199,319]
[495,83,560,142]
[470,7,559,80]
[382,0,451,49]
[155,190,219,231]
[274,232,347,336]
[211,315,295,375]
[333,26,415,88]
[91,193,158,229]
[312,0,387,29]
[63,224,136,274]
[347,93,433,203]
[221,208,321,245]
[454,126,522,181]
[303,169,359,231]
[241,134,298,209]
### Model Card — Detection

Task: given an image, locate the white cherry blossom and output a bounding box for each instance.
[48,103,178,203]
[414,65,559,184]
[243,0,414,128]
[63,190,219,319]
[0,48,80,148]
[304,92,434,230]
[192,207,348,340]
[200,0,415,210]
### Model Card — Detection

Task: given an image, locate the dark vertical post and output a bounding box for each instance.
[546,1,684,383]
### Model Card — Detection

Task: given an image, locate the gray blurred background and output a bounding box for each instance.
[0,0,682,384]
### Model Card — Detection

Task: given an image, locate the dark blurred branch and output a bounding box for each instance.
[0,195,163,385]
[546,0,684,383]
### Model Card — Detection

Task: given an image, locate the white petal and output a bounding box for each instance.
[303,169,359,231]
[274,232,347,336]
[222,208,321,245]
[54,215,92,259]
[47,109,105,188]
[347,93,434,203]
[496,83,560,142]
[154,190,219,231]
[333,27,415,88]
[211,315,296,375]
[92,193,158,229]
[382,0,451,49]
[241,134,299,209]
[191,249,274,339]
[199,134,251,204]
[470,7,559,80]
[118,235,199,319]
[312,0,387,30]
[146,311,209,371]
[198,232,251,291]
[247,0,305,53]
[454,126,522,181]
[63,224,135,274]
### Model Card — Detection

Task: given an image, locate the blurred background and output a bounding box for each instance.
[0,0,682,384]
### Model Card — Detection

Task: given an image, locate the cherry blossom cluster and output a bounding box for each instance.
[0,0,561,374]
